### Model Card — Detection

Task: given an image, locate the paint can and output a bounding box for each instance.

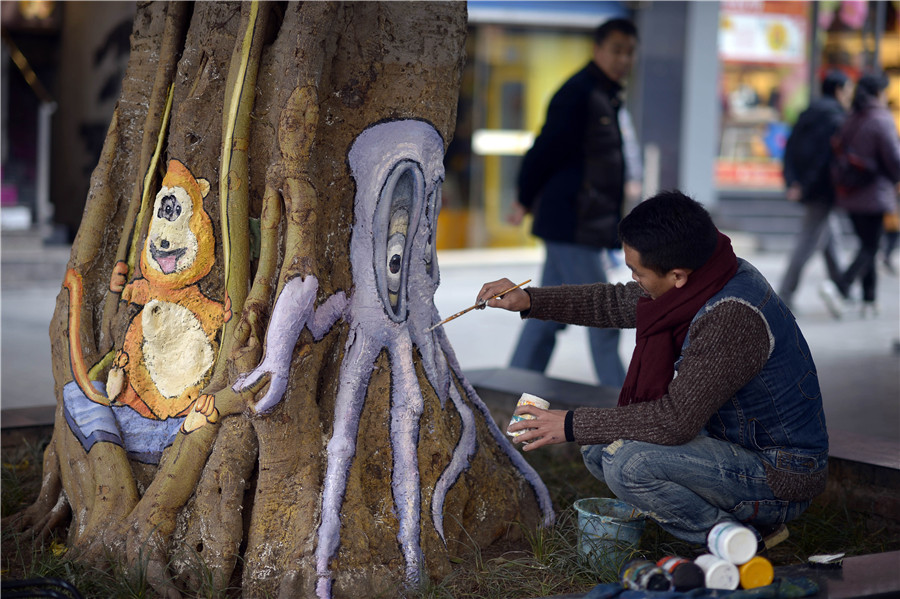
[739,555,774,589]
[506,393,549,437]
[695,554,740,590]
[657,556,705,591]
[619,559,674,591]
[573,498,646,571]
[707,521,757,564]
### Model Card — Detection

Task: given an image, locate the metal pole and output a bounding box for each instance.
[873,0,886,68]
[36,101,57,238]
[809,1,821,100]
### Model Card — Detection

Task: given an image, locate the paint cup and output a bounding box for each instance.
[740,555,774,589]
[695,554,740,590]
[657,556,705,591]
[707,521,757,565]
[506,393,549,437]
[619,559,673,591]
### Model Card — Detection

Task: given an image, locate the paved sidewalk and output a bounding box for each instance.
[2,230,898,443]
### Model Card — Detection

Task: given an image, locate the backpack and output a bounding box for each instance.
[830,120,878,197]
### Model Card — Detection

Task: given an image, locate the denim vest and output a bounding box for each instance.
[677,260,829,478]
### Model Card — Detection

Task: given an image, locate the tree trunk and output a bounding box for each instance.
[6,2,554,597]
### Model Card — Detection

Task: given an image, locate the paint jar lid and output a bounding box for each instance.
[740,556,774,589]
[707,521,757,565]
[695,554,740,590]
[657,556,705,591]
[517,393,549,409]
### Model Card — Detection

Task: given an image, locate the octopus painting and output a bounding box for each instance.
[234,119,554,598]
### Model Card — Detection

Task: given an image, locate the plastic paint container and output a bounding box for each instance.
[707,521,757,565]
[657,556,705,591]
[619,559,673,591]
[695,554,740,590]
[740,555,774,589]
[506,393,549,437]
[574,498,647,571]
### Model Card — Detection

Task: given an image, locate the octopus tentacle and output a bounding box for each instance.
[387,337,426,585]
[437,330,556,526]
[234,275,346,413]
[315,325,379,599]
[233,275,317,411]
[430,381,476,542]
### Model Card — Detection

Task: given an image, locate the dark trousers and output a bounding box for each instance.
[838,212,884,303]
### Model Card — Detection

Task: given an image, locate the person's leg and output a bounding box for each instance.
[822,210,844,286]
[779,202,830,306]
[842,213,883,303]
[549,243,624,385]
[590,437,810,545]
[510,242,567,372]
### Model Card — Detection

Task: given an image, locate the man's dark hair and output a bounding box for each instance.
[594,18,638,45]
[852,71,889,112]
[821,70,849,97]
[618,190,719,275]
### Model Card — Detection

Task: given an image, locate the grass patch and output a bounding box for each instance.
[3,431,898,598]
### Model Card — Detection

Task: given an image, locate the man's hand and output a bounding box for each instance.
[507,202,528,226]
[507,406,568,450]
[786,183,802,202]
[477,278,531,312]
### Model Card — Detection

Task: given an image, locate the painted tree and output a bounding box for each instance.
[5,2,553,598]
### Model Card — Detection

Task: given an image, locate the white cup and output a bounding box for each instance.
[707,521,757,565]
[694,554,739,590]
[507,393,549,437]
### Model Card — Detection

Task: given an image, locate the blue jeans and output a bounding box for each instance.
[581,436,811,545]
[510,241,625,386]
[778,202,843,307]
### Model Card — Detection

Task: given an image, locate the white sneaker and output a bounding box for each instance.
[818,281,845,319]
[861,302,879,318]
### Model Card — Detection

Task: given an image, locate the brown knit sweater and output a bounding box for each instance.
[524,280,827,502]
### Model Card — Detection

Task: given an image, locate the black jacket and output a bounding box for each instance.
[518,62,625,248]
[783,95,846,204]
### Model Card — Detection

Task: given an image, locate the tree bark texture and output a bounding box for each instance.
[6,3,555,597]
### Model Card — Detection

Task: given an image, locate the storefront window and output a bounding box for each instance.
[716,1,899,193]
[716,1,811,191]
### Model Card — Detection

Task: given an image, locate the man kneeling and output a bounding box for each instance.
[479,191,828,548]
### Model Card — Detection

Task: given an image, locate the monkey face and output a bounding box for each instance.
[145,185,199,276]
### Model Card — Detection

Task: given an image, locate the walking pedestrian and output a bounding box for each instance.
[507,18,639,386]
[779,70,852,311]
[820,72,900,318]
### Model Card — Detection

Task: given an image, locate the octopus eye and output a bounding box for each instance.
[374,160,424,322]
[386,208,409,295]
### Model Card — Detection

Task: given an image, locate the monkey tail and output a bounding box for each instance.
[63,268,111,406]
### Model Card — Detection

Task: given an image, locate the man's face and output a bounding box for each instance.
[623,244,678,300]
[593,30,638,83]
[836,82,853,109]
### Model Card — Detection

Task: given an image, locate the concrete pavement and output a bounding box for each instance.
[2,229,898,442]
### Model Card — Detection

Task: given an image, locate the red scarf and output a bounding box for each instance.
[618,233,739,407]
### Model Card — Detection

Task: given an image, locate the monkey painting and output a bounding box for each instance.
[63,159,230,463]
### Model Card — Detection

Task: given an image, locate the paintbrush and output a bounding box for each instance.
[426,279,531,332]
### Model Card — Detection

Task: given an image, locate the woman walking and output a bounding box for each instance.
[820,72,900,318]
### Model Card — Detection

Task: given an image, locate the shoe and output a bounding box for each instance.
[759,523,790,551]
[818,281,845,319]
[861,302,879,319]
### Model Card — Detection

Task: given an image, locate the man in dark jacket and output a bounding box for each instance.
[507,18,638,386]
[779,70,852,312]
